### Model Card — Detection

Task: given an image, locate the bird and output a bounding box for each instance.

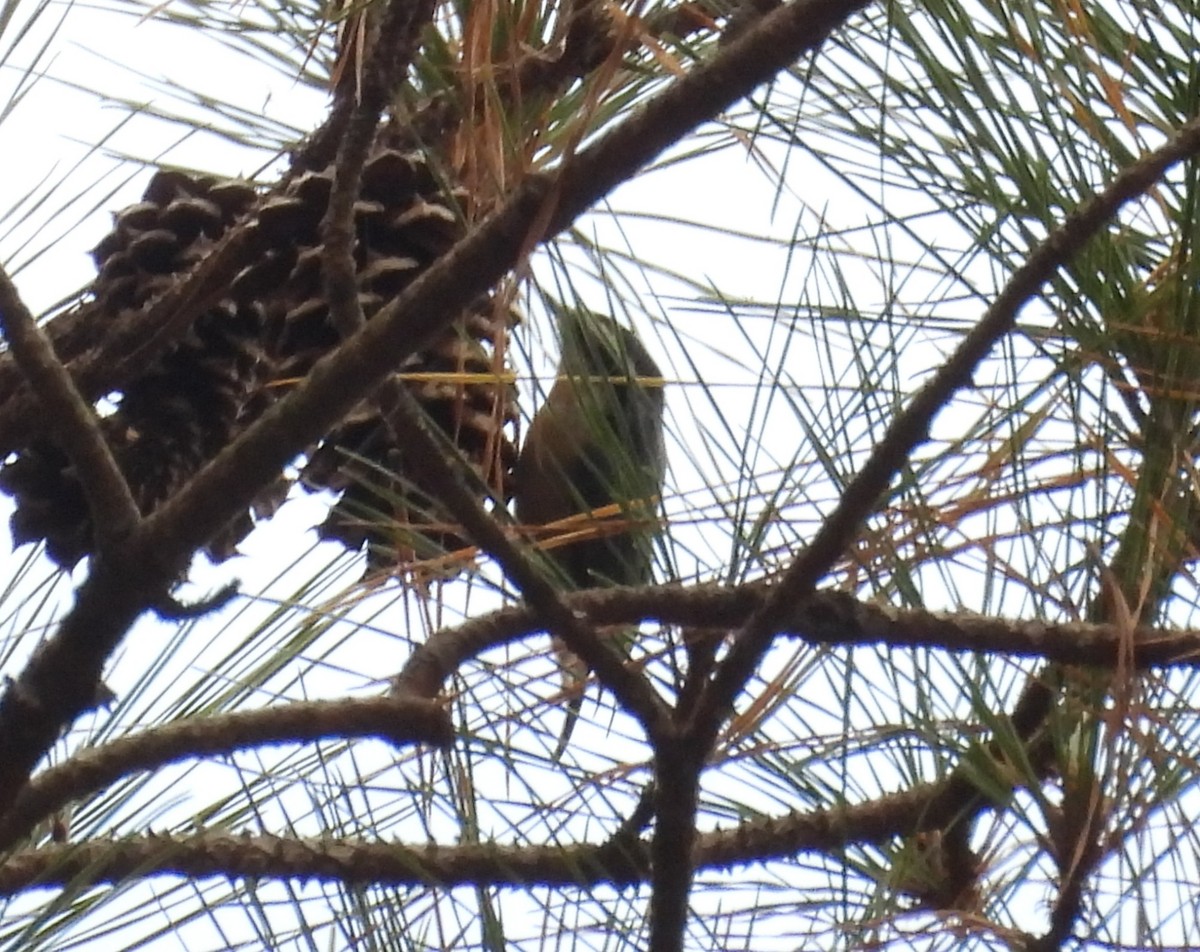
[514,308,667,759]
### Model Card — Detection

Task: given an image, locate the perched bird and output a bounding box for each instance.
[514,308,667,758]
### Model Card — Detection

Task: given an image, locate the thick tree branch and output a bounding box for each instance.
[649,733,704,951]
[0,549,172,820]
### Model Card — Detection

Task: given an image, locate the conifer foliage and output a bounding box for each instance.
[4,0,1200,949]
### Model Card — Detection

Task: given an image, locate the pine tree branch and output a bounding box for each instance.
[695,107,1200,753]
[392,582,1200,704]
[0,761,1055,895]
[649,730,703,952]
[0,695,451,853]
[322,0,437,340]
[0,266,139,547]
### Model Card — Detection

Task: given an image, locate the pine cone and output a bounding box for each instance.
[262,143,518,575]
[2,135,519,578]
[0,169,282,568]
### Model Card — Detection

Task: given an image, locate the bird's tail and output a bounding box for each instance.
[549,625,640,760]
[550,636,588,761]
